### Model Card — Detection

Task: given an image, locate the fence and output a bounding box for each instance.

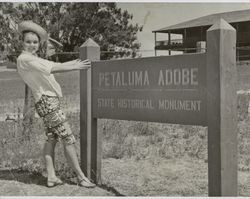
[155,41,250,60]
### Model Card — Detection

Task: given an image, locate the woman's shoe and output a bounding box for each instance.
[47,178,64,188]
[77,177,96,188]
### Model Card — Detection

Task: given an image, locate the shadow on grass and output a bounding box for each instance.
[0,169,47,186]
[0,169,125,196]
[0,169,82,187]
[99,184,125,196]
[60,177,125,196]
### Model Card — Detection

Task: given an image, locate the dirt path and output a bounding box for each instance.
[0,169,115,196]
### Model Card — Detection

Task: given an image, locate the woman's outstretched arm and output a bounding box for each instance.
[51,59,91,73]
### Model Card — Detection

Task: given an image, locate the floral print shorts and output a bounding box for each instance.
[35,95,76,145]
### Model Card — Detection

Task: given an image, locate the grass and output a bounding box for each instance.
[1,116,209,196]
[102,157,208,196]
[1,112,250,196]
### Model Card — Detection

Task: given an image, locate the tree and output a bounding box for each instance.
[0,2,143,140]
[0,2,143,61]
[60,3,143,60]
[0,3,21,62]
[0,3,67,60]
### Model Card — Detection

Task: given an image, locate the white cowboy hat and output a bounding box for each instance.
[18,20,48,43]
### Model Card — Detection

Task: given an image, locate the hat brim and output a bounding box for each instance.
[18,21,48,43]
[48,37,63,47]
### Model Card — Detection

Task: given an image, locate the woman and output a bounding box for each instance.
[17,20,95,188]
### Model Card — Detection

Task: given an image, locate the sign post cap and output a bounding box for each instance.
[81,38,100,48]
[207,18,235,32]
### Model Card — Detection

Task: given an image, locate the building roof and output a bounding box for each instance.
[153,9,250,33]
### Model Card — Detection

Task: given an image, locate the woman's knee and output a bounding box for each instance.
[46,133,59,144]
[61,134,76,145]
[60,122,76,145]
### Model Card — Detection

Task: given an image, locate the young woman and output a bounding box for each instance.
[17,20,95,188]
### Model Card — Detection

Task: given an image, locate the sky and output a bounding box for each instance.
[117,2,250,56]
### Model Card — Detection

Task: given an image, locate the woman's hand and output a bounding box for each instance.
[51,59,91,73]
[74,59,91,70]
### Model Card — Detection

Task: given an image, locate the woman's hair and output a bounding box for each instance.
[21,30,41,42]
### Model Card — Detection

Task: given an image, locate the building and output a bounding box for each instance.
[153,9,250,60]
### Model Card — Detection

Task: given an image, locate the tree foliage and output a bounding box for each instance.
[0,2,143,61]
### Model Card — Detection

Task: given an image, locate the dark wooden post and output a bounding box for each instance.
[206,19,237,196]
[236,23,239,61]
[22,85,35,140]
[183,28,187,53]
[168,31,171,55]
[154,32,157,56]
[79,38,101,184]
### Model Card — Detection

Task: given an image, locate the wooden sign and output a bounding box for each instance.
[80,19,237,196]
[92,53,207,125]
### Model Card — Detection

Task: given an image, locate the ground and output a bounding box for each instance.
[0,169,115,196]
[1,158,250,197]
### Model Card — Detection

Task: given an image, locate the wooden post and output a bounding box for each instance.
[79,38,101,184]
[196,41,206,53]
[183,28,187,53]
[154,32,157,56]
[236,23,239,61]
[22,84,35,140]
[168,31,171,55]
[206,19,237,196]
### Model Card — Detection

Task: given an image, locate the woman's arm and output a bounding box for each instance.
[51,59,91,74]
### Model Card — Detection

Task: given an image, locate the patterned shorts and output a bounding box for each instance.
[35,95,76,145]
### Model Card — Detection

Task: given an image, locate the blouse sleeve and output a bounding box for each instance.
[22,56,60,75]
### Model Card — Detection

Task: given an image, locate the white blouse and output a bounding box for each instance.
[17,51,62,102]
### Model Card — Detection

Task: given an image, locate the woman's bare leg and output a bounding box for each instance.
[43,140,57,180]
[63,143,89,180]
[61,123,95,187]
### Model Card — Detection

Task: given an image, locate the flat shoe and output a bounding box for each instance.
[47,178,64,188]
[78,178,96,188]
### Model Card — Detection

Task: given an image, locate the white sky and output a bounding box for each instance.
[117,2,250,56]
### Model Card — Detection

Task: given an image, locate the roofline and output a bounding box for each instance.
[152,24,210,33]
[152,8,250,33]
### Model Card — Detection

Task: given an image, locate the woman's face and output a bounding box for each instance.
[23,32,40,54]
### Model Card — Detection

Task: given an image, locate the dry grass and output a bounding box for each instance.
[1,113,250,196]
[102,157,208,196]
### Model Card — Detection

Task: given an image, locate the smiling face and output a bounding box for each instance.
[22,32,40,54]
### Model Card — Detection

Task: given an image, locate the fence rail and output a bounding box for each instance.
[2,47,250,58]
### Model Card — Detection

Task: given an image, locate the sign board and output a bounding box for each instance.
[80,20,237,196]
[92,53,207,126]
